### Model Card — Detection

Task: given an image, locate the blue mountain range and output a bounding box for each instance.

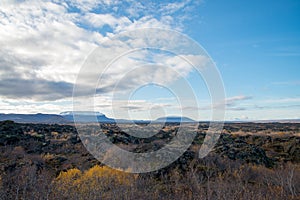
[0,112,196,124]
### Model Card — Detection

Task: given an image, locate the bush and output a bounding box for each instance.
[52,165,135,200]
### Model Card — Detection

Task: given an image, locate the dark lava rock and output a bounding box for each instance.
[214,134,274,167]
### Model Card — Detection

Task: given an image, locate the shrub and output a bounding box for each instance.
[53,165,135,200]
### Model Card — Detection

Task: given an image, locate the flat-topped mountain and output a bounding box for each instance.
[0,113,68,124]
[60,111,115,123]
[155,116,196,123]
[0,112,114,124]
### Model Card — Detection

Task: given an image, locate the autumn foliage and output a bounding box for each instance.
[53,165,135,199]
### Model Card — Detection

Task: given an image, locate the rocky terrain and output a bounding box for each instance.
[0,120,299,173]
[0,120,299,199]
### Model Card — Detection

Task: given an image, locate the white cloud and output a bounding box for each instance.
[225,95,252,105]
[180,95,252,111]
[71,95,179,120]
[263,97,300,104]
[116,16,175,32]
[82,13,131,29]
[84,47,210,96]
[0,99,73,114]
[161,0,192,14]
[0,0,194,101]
[61,0,119,12]
[0,1,103,85]
[0,0,201,116]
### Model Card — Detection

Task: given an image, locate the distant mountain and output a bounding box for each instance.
[155,116,196,123]
[60,111,115,123]
[0,112,197,124]
[0,113,68,124]
[250,119,300,123]
[225,119,300,123]
[0,112,115,124]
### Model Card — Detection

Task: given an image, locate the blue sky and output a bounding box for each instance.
[191,0,300,120]
[0,0,299,120]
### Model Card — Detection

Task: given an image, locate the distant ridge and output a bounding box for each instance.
[0,112,114,124]
[155,116,196,123]
[225,119,300,123]
[2,112,297,124]
[0,113,68,124]
[0,113,197,124]
[250,119,300,123]
[60,111,114,123]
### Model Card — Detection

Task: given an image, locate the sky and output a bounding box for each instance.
[0,0,299,121]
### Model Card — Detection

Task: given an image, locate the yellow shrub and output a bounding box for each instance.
[56,168,82,181]
[82,165,132,185]
[54,168,82,197]
[54,165,135,198]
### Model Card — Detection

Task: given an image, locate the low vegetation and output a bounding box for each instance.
[0,121,299,199]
